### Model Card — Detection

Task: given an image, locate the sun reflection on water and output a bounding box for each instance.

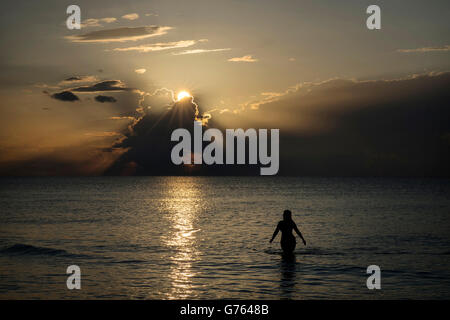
[160,178,203,299]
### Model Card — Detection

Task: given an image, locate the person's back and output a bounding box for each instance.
[270,210,306,253]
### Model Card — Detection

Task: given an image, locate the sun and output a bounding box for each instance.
[177,91,191,101]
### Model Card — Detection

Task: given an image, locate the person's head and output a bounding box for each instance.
[283,210,292,221]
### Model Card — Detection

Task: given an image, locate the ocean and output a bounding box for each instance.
[0,177,449,299]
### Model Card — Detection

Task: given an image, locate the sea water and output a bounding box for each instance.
[0,177,449,299]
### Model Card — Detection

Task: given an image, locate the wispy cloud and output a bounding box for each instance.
[81,17,117,28]
[84,132,121,137]
[34,83,59,90]
[58,75,98,86]
[122,13,139,21]
[71,80,133,92]
[65,26,171,43]
[397,45,450,53]
[109,116,135,121]
[100,17,117,24]
[113,40,197,53]
[173,48,231,55]
[134,68,147,74]
[228,55,258,62]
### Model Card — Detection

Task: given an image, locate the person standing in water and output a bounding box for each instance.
[270,210,306,253]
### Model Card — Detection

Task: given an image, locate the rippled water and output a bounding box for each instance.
[0,177,449,299]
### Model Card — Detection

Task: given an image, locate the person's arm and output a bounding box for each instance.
[269,224,280,243]
[294,223,306,245]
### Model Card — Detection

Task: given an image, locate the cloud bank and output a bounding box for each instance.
[215,72,450,176]
[4,72,449,177]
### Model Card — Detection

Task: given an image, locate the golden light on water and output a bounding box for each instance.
[160,177,203,299]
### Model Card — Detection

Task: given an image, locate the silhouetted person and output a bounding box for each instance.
[270,210,306,253]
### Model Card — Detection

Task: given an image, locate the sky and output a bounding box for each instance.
[0,0,449,176]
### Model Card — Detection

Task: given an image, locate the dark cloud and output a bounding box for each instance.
[106,98,197,175]
[51,91,80,102]
[4,73,449,177]
[65,26,172,43]
[104,96,249,175]
[106,72,450,177]
[95,95,117,103]
[71,80,132,92]
[217,72,450,177]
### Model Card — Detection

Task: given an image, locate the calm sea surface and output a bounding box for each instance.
[0,177,449,299]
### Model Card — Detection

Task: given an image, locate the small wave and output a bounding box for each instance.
[373,250,412,255]
[111,259,147,264]
[301,248,334,256]
[264,248,286,255]
[0,243,77,258]
[264,248,328,256]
